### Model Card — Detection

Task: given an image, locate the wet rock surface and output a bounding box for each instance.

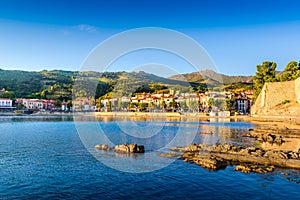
[172,143,300,173]
[95,144,145,153]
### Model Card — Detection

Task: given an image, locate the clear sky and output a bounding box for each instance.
[0,0,300,76]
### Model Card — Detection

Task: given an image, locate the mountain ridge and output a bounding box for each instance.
[169,69,253,85]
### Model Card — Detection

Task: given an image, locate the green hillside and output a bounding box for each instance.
[0,69,254,101]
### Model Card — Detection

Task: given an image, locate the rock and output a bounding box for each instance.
[222,144,232,152]
[114,144,145,153]
[170,147,186,152]
[192,155,227,170]
[235,164,274,174]
[274,136,284,145]
[254,167,268,174]
[95,144,111,150]
[230,146,239,153]
[257,134,264,141]
[212,145,223,152]
[235,165,251,173]
[288,152,299,159]
[186,144,201,152]
[281,171,289,175]
[173,142,300,174]
[265,165,275,172]
[264,150,288,159]
[266,134,276,143]
[237,148,251,155]
[250,149,264,157]
[244,132,285,145]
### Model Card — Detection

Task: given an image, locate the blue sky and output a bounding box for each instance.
[0,0,300,76]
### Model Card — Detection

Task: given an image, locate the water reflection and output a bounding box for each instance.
[0,115,74,123]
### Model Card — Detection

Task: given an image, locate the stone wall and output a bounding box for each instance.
[295,77,300,103]
[264,81,295,108]
[251,78,300,116]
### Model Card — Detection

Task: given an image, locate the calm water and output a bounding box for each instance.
[0,116,299,199]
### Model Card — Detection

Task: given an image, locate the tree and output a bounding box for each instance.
[138,103,147,111]
[67,100,72,110]
[54,100,62,108]
[187,100,199,112]
[160,100,167,111]
[195,85,208,94]
[120,101,129,110]
[226,98,235,112]
[279,61,300,82]
[89,98,95,107]
[0,91,15,99]
[253,61,277,100]
[207,98,215,107]
[214,99,226,111]
[96,98,103,110]
[151,84,168,92]
[129,102,138,111]
[178,100,187,111]
[106,101,112,112]
[148,102,154,111]
[169,99,179,112]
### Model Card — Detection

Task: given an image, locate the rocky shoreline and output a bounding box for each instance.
[175,143,300,173]
[161,126,300,174]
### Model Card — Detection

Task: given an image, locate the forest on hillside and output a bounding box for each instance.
[0,69,254,101]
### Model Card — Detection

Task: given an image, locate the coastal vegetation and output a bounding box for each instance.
[253,61,300,100]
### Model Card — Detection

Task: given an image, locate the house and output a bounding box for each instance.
[73,98,91,111]
[61,102,68,111]
[17,99,55,110]
[0,98,15,112]
[234,95,252,114]
[0,98,12,108]
[100,98,118,111]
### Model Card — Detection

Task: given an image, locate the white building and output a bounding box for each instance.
[0,98,12,108]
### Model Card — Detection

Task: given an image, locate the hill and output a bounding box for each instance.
[0,69,202,100]
[0,69,254,100]
[169,70,253,85]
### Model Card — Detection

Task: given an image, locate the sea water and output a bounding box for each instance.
[0,116,299,199]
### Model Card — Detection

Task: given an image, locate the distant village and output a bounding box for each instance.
[0,87,253,116]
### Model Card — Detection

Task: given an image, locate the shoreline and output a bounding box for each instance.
[1,111,299,128]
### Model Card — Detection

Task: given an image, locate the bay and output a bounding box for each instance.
[0,116,299,199]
